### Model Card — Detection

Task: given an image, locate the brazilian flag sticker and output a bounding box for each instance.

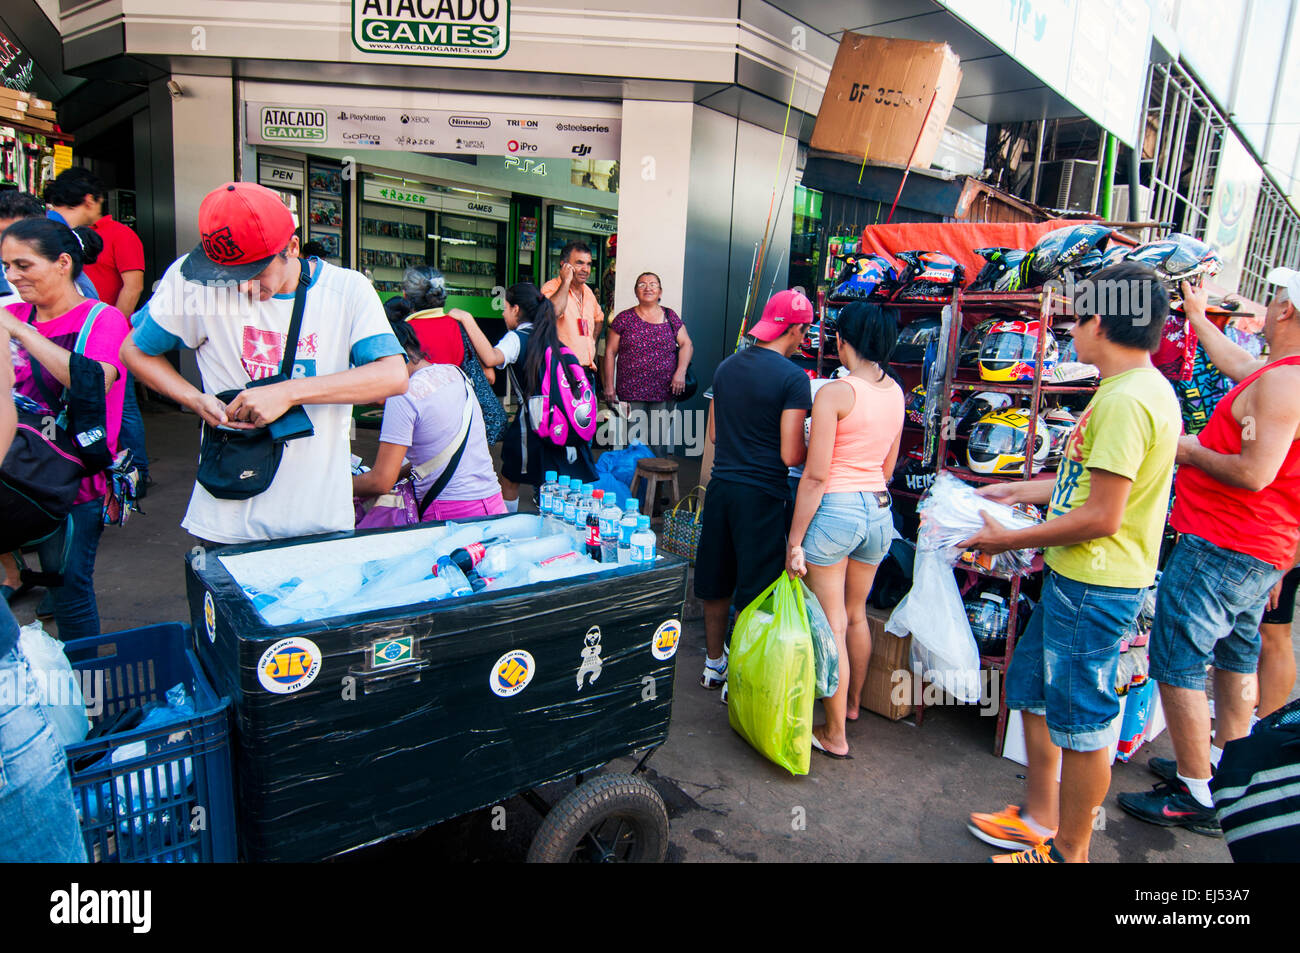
[372,636,414,668]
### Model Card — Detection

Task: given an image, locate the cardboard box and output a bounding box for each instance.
[810,32,961,169]
[863,608,913,720]
[0,106,27,125]
[20,116,54,133]
[27,96,53,112]
[25,106,56,121]
[0,89,29,110]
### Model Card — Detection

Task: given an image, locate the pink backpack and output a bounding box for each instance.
[534,345,597,446]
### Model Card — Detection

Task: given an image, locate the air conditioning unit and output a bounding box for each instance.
[1110,184,1152,221]
[1036,159,1099,212]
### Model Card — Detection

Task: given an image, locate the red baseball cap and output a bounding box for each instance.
[181,182,297,284]
[749,289,814,341]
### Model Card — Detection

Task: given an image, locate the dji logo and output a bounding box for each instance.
[571,144,592,157]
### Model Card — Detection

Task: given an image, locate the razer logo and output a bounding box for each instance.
[202,226,243,264]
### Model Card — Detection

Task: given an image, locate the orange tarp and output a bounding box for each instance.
[860,220,1086,288]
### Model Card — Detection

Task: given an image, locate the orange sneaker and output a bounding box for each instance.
[988,839,1065,863]
[967,804,1056,851]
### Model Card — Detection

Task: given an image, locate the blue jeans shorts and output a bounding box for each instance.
[1005,570,1146,752]
[1148,533,1284,691]
[0,643,87,862]
[802,491,893,567]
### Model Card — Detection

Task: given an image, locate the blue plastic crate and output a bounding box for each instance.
[62,623,236,863]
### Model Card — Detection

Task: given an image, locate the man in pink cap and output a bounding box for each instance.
[695,290,814,690]
[122,182,408,545]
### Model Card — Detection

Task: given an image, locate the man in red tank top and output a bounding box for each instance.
[1120,273,1300,835]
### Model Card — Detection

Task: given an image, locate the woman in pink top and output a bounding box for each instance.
[787,303,905,758]
[2,217,129,640]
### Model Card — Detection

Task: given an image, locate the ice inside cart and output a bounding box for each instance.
[188,513,688,862]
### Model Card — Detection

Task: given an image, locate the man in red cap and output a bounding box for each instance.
[694,289,813,690]
[121,182,408,544]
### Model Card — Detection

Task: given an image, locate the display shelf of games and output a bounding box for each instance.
[359,202,427,296]
[434,214,501,298]
[306,161,347,267]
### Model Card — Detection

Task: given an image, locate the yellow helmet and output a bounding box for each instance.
[967,408,1049,476]
[978,319,1059,383]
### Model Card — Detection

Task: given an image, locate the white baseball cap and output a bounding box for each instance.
[1265,267,1300,303]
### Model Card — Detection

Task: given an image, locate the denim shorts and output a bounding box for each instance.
[802,491,893,567]
[1148,534,1284,691]
[1005,571,1146,752]
[0,646,87,862]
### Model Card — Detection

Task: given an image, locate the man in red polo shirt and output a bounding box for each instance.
[88,207,146,318]
[1119,272,1300,835]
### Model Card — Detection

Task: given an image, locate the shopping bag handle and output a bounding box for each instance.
[669,484,707,523]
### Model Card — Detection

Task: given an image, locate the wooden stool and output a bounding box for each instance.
[629,458,681,518]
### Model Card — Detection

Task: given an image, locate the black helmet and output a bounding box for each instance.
[969,248,1030,292]
[894,251,964,302]
[958,317,1001,367]
[1019,224,1114,287]
[893,314,942,363]
[1124,233,1221,287]
[890,451,936,495]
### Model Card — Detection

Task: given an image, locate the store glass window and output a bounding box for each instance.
[359,173,508,299]
[790,184,823,297]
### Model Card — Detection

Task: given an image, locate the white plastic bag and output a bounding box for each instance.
[798,580,839,699]
[18,621,89,747]
[917,471,1042,575]
[885,548,982,702]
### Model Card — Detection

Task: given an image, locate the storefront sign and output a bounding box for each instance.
[553,211,617,234]
[440,193,509,221]
[258,157,306,189]
[247,101,620,160]
[352,0,510,59]
[260,107,329,142]
[1205,132,1264,295]
[363,179,440,209]
[361,178,510,220]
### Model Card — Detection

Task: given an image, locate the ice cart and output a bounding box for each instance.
[186,516,688,862]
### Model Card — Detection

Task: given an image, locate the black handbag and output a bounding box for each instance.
[0,305,113,550]
[196,259,315,501]
[676,362,698,401]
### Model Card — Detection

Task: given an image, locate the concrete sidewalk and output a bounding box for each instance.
[11,405,1273,862]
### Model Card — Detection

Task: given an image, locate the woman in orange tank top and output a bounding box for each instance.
[787,303,906,759]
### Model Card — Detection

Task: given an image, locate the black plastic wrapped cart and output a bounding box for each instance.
[185,518,688,862]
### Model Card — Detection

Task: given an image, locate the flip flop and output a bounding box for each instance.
[810,733,852,760]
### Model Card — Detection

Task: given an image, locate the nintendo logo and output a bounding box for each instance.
[449,116,491,128]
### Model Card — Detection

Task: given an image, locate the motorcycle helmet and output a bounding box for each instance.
[978,319,1059,382]
[798,321,822,359]
[831,253,900,300]
[905,385,928,428]
[1043,407,1078,468]
[1124,233,1221,287]
[894,251,964,302]
[1019,223,1114,287]
[967,408,1050,476]
[965,589,1010,657]
[1055,322,1079,364]
[958,317,1004,368]
[890,451,936,496]
[968,248,1030,293]
[953,390,1013,438]
[819,302,843,359]
[893,314,943,363]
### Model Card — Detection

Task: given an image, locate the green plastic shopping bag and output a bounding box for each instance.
[727,574,815,776]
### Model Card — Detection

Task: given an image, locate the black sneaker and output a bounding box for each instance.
[1147,757,1215,783]
[1118,779,1221,837]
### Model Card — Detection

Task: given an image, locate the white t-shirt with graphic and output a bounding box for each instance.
[136,257,402,543]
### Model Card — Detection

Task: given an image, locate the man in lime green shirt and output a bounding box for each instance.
[959,262,1180,863]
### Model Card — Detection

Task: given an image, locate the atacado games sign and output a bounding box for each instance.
[261,108,327,142]
[352,0,509,58]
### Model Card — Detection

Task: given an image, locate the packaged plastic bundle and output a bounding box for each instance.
[916,471,1042,575]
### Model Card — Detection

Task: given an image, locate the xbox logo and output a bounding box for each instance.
[400,114,410,124]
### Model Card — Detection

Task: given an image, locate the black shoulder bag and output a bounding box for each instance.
[196,259,316,501]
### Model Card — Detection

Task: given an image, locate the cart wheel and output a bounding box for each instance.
[526,773,669,863]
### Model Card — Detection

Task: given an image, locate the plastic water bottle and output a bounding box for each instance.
[576,484,596,548]
[540,470,558,527]
[477,534,575,576]
[598,493,621,564]
[434,555,474,597]
[618,498,640,565]
[586,489,606,561]
[563,479,580,536]
[549,475,569,531]
[630,515,656,565]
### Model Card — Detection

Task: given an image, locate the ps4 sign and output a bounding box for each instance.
[352,0,509,59]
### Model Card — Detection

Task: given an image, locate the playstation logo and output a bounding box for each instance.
[337,111,348,120]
